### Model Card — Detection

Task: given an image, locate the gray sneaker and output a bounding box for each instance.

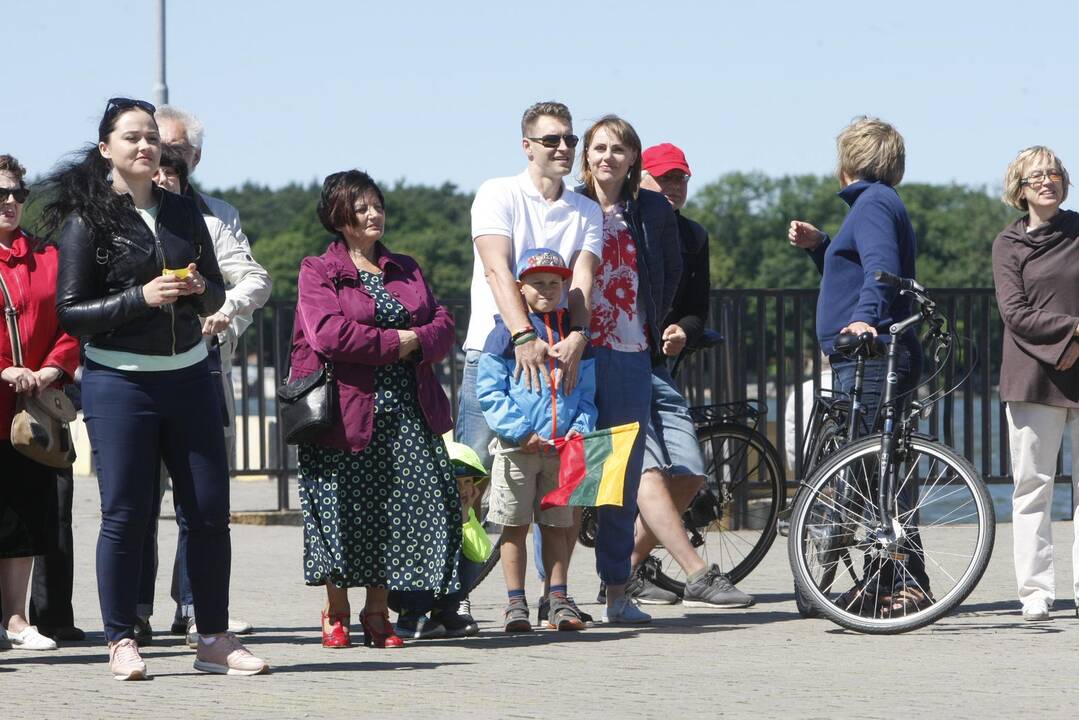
[503,598,531,633]
[547,595,585,631]
[626,564,680,605]
[682,565,755,608]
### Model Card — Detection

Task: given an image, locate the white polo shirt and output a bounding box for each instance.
[465,170,603,351]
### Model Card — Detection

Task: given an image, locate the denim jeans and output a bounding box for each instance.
[592,347,653,585]
[643,366,705,478]
[455,350,495,471]
[83,359,232,643]
[830,343,929,592]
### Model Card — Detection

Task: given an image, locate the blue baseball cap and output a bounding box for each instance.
[515,247,572,280]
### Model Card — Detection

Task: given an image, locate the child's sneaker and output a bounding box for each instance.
[536,595,549,628]
[431,609,479,638]
[503,598,531,633]
[603,595,652,624]
[548,595,586,631]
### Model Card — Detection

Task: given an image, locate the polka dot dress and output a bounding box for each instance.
[297,269,461,594]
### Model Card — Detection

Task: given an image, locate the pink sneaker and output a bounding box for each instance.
[109,638,147,680]
[194,633,269,676]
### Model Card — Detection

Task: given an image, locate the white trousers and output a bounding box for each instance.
[1006,401,1079,607]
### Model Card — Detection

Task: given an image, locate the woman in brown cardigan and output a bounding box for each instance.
[993,146,1079,622]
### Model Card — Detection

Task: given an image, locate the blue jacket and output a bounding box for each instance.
[808,180,917,354]
[576,186,683,357]
[476,311,597,443]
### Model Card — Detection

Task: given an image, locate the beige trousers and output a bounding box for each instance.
[1006,401,1079,607]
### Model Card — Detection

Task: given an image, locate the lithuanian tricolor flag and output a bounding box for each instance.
[540,422,640,510]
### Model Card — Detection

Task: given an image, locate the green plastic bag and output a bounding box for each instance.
[461,507,493,563]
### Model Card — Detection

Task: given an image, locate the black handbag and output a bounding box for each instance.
[277,362,337,445]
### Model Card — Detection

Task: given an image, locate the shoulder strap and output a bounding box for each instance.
[0,269,23,367]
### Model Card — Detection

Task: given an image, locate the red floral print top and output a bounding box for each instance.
[590,204,648,352]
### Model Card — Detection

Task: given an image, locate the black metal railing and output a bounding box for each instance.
[232,290,1068,510]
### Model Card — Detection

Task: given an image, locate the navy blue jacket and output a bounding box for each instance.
[577,185,682,357]
[808,180,917,355]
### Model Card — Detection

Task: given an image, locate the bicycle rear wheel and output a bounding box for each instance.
[788,434,995,633]
[651,423,785,593]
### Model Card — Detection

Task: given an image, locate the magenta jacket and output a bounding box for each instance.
[289,240,455,453]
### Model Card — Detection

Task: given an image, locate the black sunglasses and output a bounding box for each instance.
[528,134,579,149]
[0,186,29,204]
[105,97,157,116]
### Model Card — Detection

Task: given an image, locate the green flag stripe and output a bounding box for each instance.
[568,430,614,505]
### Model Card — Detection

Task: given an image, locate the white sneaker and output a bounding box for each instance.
[228,617,254,635]
[189,617,254,647]
[109,638,147,680]
[5,625,58,650]
[603,595,652,624]
[1022,600,1050,622]
[193,633,269,676]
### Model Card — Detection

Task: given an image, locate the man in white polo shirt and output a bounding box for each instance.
[457,101,603,475]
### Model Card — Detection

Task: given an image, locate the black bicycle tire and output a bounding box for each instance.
[794,415,845,617]
[788,433,995,634]
[651,422,785,593]
[466,534,503,594]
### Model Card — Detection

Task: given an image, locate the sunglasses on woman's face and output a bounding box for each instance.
[0,186,29,204]
[105,97,157,116]
[528,134,580,149]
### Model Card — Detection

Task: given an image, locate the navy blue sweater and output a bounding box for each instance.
[808,180,917,355]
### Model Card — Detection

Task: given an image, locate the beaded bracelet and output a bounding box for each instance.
[510,327,534,343]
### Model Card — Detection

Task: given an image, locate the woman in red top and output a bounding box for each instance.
[0,154,79,651]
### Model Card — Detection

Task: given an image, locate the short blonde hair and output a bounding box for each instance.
[1001,146,1070,211]
[836,117,905,187]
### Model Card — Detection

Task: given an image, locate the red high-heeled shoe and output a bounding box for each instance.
[359,610,403,648]
[321,610,351,648]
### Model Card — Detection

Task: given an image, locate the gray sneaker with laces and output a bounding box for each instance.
[626,565,680,605]
[503,597,532,633]
[682,564,755,608]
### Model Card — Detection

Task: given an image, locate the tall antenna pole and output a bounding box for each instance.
[153,0,168,105]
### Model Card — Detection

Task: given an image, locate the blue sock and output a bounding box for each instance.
[550,584,567,597]
[507,588,526,601]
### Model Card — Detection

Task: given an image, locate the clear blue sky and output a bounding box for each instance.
[8,0,1078,200]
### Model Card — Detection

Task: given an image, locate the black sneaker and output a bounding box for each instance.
[395,613,447,640]
[682,565,755,608]
[596,582,606,604]
[536,595,550,628]
[133,617,153,646]
[170,615,190,635]
[431,609,479,638]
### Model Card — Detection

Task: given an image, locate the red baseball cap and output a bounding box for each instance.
[642,143,691,178]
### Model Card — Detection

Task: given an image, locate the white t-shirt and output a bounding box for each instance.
[464,171,603,351]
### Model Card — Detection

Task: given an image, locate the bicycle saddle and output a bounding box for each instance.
[833,331,885,359]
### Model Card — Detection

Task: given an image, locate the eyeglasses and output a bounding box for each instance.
[528,134,580,149]
[105,97,157,116]
[0,186,29,204]
[1020,169,1063,187]
[658,172,691,184]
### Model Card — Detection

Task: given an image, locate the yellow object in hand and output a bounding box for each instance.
[163,267,191,279]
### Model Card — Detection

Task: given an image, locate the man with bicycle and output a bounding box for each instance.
[622,144,754,608]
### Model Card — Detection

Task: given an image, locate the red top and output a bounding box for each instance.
[0,230,81,439]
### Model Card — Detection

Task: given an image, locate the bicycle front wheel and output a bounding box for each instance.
[652,423,785,593]
[788,434,995,633]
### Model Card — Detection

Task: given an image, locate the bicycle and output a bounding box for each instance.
[577,330,786,593]
[787,272,995,633]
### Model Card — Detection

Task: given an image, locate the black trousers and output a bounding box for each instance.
[29,467,77,629]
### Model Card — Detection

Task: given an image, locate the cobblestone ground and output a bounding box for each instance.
[2,476,1078,719]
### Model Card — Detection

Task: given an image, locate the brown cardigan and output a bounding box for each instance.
[992,210,1079,407]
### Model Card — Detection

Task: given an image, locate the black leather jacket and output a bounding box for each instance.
[55,187,225,356]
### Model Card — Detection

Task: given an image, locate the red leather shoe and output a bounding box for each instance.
[321,610,351,648]
[359,610,403,648]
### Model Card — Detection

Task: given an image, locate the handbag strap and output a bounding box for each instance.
[0,268,23,367]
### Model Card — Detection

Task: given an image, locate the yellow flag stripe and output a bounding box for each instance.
[594,422,639,507]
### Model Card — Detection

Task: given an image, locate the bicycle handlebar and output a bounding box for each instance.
[874,270,927,296]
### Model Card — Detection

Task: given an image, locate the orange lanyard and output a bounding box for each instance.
[541,310,563,440]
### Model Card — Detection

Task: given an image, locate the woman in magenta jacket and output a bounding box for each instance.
[289,170,460,649]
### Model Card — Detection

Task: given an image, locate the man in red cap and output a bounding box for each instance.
[625,143,753,607]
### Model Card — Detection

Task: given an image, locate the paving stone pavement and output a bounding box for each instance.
[2,476,1078,720]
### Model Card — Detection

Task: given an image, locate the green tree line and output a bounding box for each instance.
[23,173,1019,302]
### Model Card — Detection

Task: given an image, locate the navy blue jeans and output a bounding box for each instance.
[83,359,232,643]
[830,343,929,593]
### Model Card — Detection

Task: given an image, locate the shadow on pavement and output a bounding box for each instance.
[272,660,470,673]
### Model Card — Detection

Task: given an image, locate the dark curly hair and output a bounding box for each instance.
[40,101,158,238]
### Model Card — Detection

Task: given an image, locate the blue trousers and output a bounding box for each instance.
[83,359,232,643]
[592,347,652,585]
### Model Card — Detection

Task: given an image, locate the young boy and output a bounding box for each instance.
[476,248,597,632]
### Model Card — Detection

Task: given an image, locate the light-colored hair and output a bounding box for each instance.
[0,154,27,184]
[578,114,643,201]
[1001,145,1070,211]
[520,101,572,137]
[155,104,205,148]
[835,116,905,187]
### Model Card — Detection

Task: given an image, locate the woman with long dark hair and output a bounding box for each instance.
[45,98,268,679]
